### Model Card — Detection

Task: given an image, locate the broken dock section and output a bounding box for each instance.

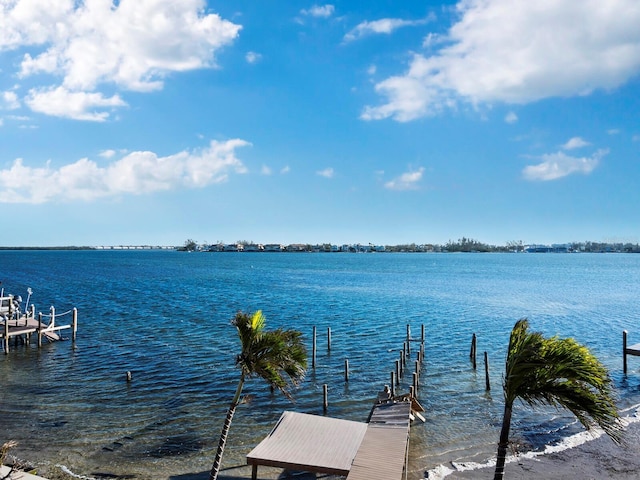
[1,302,77,354]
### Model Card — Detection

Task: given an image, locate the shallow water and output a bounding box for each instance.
[2,251,640,479]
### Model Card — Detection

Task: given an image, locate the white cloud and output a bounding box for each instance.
[1,91,20,110]
[607,128,620,135]
[561,136,590,150]
[261,165,272,175]
[25,87,127,121]
[246,51,262,64]
[0,139,250,204]
[1,0,241,119]
[522,149,607,181]
[363,0,640,121]
[384,167,425,190]
[280,166,291,174]
[300,5,335,18]
[316,167,334,178]
[99,149,117,159]
[367,64,377,75]
[344,16,432,42]
[505,111,518,124]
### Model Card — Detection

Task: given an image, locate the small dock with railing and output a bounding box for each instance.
[1,297,77,354]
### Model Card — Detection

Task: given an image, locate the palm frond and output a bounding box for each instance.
[503,318,622,444]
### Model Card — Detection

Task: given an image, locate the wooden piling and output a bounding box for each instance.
[421,324,425,343]
[72,307,78,342]
[312,326,317,369]
[344,359,349,382]
[470,333,477,370]
[406,325,411,356]
[413,372,418,393]
[323,384,328,412]
[395,360,400,385]
[390,372,396,397]
[37,312,43,348]
[327,327,331,352]
[3,317,8,354]
[484,351,490,391]
[624,330,628,374]
[399,351,404,377]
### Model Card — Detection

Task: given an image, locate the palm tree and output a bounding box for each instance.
[208,310,307,480]
[494,319,622,480]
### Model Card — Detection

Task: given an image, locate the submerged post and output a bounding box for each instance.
[312,326,316,369]
[323,384,328,412]
[624,330,628,374]
[72,307,78,342]
[470,333,477,370]
[484,351,490,391]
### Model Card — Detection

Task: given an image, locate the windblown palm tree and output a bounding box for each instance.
[209,310,307,480]
[494,319,622,480]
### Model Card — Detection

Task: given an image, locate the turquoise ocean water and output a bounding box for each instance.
[1,250,640,479]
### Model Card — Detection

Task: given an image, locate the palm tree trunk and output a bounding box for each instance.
[209,376,245,480]
[494,402,512,480]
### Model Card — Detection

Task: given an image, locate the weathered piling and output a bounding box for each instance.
[72,307,78,342]
[470,333,477,370]
[3,318,8,354]
[390,372,396,397]
[327,327,331,352]
[344,359,349,382]
[312,326,317,369]
[323,384,328,412]
[395,360,400,385]
[37,312,43,348]
[399,351,404,377]
[624,330,628,374]
[484,351,490,391]
[406,325,411,356]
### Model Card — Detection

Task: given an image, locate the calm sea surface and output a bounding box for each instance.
[2,251,640,479]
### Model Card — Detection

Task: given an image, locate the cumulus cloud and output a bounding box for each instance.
[25,87,127,121]
[300,5,335,18]
[0,0,241,119]
[316,167,334,178]
[561,136,590,150]
[522,149,607,181]
[0,139,250,204]
[384,167,425,190]
[246,51,262,64]
[363,0,640,121]
[281,166,291,174]
[1,91,20,110]
[505,111,518,124]
[344,16,433,42]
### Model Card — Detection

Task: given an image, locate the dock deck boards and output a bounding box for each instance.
[347,401,411,480]
[626,343,640,356]
[247,399,413,480]
[247,411,368,476]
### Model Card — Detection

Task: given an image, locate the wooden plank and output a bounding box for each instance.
[626,343,640,356]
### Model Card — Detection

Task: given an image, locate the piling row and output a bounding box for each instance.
[314,324,426,412]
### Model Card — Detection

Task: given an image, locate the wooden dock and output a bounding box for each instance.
[623,330,640,374]
[1,306,77,354]
[247,390,417,480]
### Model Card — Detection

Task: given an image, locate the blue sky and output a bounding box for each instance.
[1,0,639,247]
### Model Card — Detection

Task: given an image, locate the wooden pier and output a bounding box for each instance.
[1,305,77,354]
[623,330,640,374]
